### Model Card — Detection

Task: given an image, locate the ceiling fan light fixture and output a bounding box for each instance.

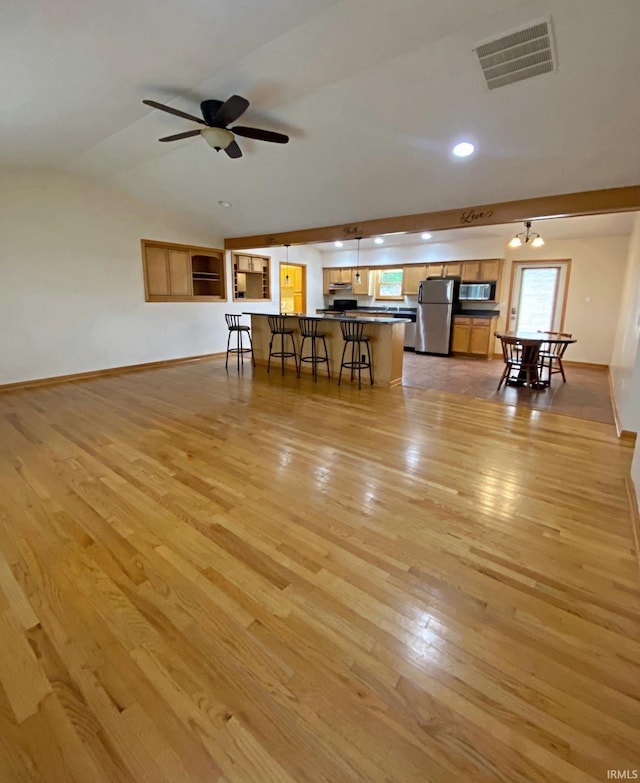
[201,127,235,150]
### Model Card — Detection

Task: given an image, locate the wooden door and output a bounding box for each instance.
[168,250,192,296]
[402,265,426,295]
[469,322,491,356]
[451,318,471,353]
[352,267,369,295]
[462,261,481,281]
[145,246,170,296]
[480,259,500,280]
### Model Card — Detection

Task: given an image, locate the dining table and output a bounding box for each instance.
[494,330,577,389]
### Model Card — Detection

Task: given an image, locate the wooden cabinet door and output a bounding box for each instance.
[250,257,265,273]
[444,262,462,277]
[480,259,500,280]
[322,268,332,294]
[451,319,471,353]
[469,322,491,356]
[145,246,170,296]
[402,265,426,295]
[462,261,481,281]
[352,267,369,295]
[339,268,352,284]
[427,263,444,277]
[237,255,252,272]
[168,250,192,296]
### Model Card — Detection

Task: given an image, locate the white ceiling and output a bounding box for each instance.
[4,0,640,239]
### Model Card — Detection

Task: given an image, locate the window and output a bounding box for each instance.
[375,268,403,300]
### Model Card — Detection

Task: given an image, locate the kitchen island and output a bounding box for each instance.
[243,312,409,386]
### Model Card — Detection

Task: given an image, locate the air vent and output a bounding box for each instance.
[475,19,557,90]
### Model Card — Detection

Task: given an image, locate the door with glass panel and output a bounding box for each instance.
[509,261,570,332]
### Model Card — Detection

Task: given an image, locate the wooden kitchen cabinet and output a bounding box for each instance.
[402,265,427,294]
[461,259,502,282]
[461,261,482,281]
[480,259,501,281]
[142,240,224,301]
[352,267,370,294]
[232,253,270,301]
[443,262,462,277]
[323,267,353,293]
[451,316,497,358]
[451,317,471,353]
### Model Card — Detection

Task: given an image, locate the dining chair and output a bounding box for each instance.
[537,331,572,384]
[496,334,541,390]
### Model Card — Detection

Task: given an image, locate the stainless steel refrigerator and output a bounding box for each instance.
[415,278,456,355]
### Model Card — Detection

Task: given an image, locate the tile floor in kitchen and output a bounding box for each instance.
[402,352,615,425]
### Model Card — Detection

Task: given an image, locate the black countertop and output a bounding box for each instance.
[457,310,500,318]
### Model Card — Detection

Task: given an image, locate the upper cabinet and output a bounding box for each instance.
[232,253,270,301]
[402,265,427,295]
[352,267,370,295]
[461,259,501,282]
[142,240,226,301]
[322,267,354,294]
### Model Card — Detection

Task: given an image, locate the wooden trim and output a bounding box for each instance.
[607,365,638,440]
[141,238,225,254]
[224,184,640,249]
[0,353,225,394]
[625,476,640,576]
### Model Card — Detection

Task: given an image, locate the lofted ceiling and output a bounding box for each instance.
[3,0,640,240]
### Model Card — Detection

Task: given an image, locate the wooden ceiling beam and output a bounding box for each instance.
[223,184,640,250]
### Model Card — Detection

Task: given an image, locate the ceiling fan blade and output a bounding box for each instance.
[214,95,250,127]
[200,99,224,126]
[158,130,202,142]
[142,99,206,125]
[224,140,243,159]
[231,126,289,144]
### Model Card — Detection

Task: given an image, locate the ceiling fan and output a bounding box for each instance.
[142,95,289,158]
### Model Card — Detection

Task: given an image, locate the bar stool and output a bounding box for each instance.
[338,320,373,389]
[224,314,255,371]
[297,318,330,381]
[267,315,298,375]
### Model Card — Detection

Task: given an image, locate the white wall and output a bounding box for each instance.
[321,234,630,365]
[610,216,640,430]
[242,244,324,314]
[0,167,328,385]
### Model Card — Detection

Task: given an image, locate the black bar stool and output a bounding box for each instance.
[267,315,298,375]
[297,318,330,381]
[338,320,373,389]
[224,314,255,371]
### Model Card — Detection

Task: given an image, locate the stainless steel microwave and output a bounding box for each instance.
[458,282,496,301]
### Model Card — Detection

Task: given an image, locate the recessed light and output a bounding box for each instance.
[374,237,384,245]
[218,200,232,208]
[421,232,432,240]
[452,141,475,158]
[334,241,343,248]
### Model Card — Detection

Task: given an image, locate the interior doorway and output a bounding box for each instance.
[279,262,306,314]
[508,259,571,332]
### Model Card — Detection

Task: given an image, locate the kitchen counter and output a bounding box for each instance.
[243,311,408,386]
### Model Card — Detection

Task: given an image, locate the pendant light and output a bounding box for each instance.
[354,237,362,285]
[284,244,291,286]
[509,221,545,248]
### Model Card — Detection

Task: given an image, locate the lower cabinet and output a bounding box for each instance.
[451,317,496,358]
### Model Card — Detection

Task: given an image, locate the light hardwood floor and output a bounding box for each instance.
[0,358,638,782]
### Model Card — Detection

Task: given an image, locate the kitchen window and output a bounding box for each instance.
[374,268,403,300]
